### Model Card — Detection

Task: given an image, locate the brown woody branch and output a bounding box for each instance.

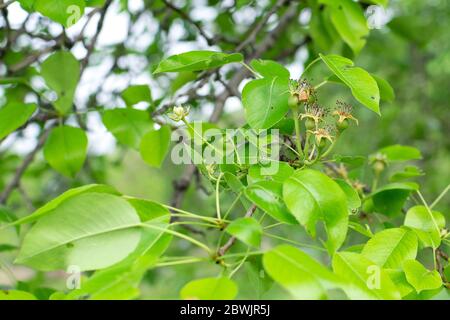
[217,204,257,257]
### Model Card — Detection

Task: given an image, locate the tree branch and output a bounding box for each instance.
[217,204,257,257]
[0,124,55,205]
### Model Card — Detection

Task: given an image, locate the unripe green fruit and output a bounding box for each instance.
[337,119,349,131]
[318,138,327,149]
[288,95,298,109]
[305,118,315,130]
[373,160,385,173]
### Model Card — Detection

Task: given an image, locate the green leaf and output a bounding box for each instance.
[332,252,401,300]
[247,162,294,185]
[16,193,141,271]
[0,290,37,300]
[319,0,369,54]
[225,217,262,248]
[154,51,243,74]
[121,85,152,107]
[65,199,171,300]
[390,166,424,182]
[242,76,290,129]
[368,182,419,216]
[102,108,153,149]
[404,205,444,249]
[348,221,373,238]
[372,74,395,102]
[361,228,418,269]
[0,103,36,140]
[262,244,341,299]
[8,184,118,227]
[41,51,80,114]
[386,269,414,297]
[334,179,361,214]
[377,145,422,162]
[244,181,297,224]
[365,0,389,7]
[319,54,380,114]
[34,0,85,27]
[43,125,88,177]
[139,125,171,168]
[180,277,238,300]
[403,260,442,293]
[250,59,290,78]
[283,169,348,253]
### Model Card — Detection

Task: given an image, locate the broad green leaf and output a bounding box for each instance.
[65,233,171,300]
[404,205,444,248]
[139,125,171,168]
[319,54,380,114]
[365,0,388,7]
[242,76,290,129]
[65,199,171,300]
[170,71,197,94]
[225,217,262,248]
[262,244,341,299]
[332,252,401,300]
[283,169,348,252]
[18,0,35,11]
[154,51,243,74]
[121,85,152,107]
[41,51,80,114]
[16,193,141,271]
[319,0,369,54]
[334,179,361,214]
[333,155,366,169]
[34,0,85,27]
[0,290,37,300]
[247,162,294,185]
[386,269,414,297]
[43,125,88,177]
[378,145,422,162]
[348,221,373,238]
[250,59,290,78]
[403,260,442,293]
[7,184,118,227]
[244,181,297,224]
[309,5,337,52]
[0,103,36,140]
[180,277,238,300]
[390,166,424,182]
[102,108,153,149]
[243,256,273,299]
[372,74,395,102]
[368,182,419,216]
[361,228,418,268]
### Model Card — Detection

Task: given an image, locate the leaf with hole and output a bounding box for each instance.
[319,54,380,114]
[242,76,290,129]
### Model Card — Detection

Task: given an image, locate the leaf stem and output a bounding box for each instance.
[216,172,224,221]
[140,223,212,254]
[430,184,450,209]
[240,62,260,78]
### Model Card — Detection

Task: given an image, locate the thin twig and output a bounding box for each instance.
[217,204,257,257]
[0,124,55,204]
